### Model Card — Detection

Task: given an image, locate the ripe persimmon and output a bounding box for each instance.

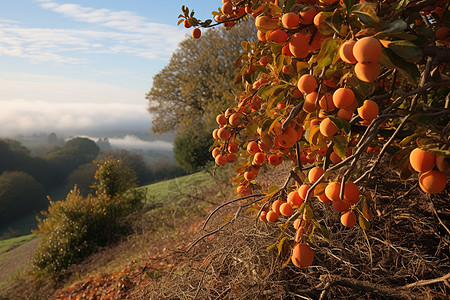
[228,113,241,126]
[332,199,351,212]
[339,40,357,64]
[357,99,379,121]
[281,43,293,56]
[298,184,314,200]
[268,154,283,166]
[289,32,309,58]
[272,200,285,214]
[257,30,267,41]
[215,154,228,166]
[355,62,380,82]
[236,184,252,196]
[282,12,300,28]
[320,117,339,137]
[280,202,294,216]
[291,243,314,268]
[244,171,256,181]
[212,147,221,158]
[308,166,325,183]
[419,170,447,194]
[333,88,355,109]
[325,181,341,201]
[278,126,298,148]
[183,19,192,28]
[227,153,237,163]
[253,152,266,165]
[217,127,231,140]
[436,26,449,41]
[293,218,301,229]
[287,190,304,206]
[222,1,233,15]
[341,211,357,227]
[337,108,353,121]
[266,210,279,223]
[247,141,260,155]
[409,148,436,173]
[330,151,342,164]
[353,36,382,64]
[259,210,268,222]
[191,28,201,39]
[300,6,318,25]
[270,29,288,44]
[259,55,271,66]
[436,155,449,175]
[317,192,332,204]
[342,181,360,205]
[216,114,227,125]
[319,93,336,111]
[228,142,239,153]
[298,74,318,94]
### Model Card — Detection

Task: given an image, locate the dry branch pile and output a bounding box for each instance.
[137,166,449,299]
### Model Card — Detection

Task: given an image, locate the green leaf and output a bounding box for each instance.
[328,9,345,36]
[328,117,351,134]
[267,186,280,194]
[267,93,285,111]
[285,0,295,11]
[358,214,371,230]
[348,76,375,105]
[317,38,341,69]
[350,3,379,27]
[313,221,330,239]
[307,125,322,147]
[379,19,407,33]
[277,236,289,256]
[389,147,414,170]
[332,135,349,160]
[246,118,260,138]
[343,0,354,13]
[387,40,422,63]
[399,159,413,180]
[259,84,289,100]
[394,0,411,11]
[379,49,420,85]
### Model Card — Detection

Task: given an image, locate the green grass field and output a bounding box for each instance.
[0,171,220,298]
[142,171,216,203]
[0,234,37,255]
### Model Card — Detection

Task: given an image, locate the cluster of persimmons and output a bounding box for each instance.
[181,0,449,269]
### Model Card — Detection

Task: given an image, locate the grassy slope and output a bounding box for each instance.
[0,234,39,291]
[0,170,222,299]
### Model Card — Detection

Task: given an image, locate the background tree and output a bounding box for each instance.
[46,137,100,186]
[0,171,45,226]
[173,128,215,172]
[147,20,257,135]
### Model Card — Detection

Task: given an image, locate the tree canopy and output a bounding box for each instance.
[147,20,257,135]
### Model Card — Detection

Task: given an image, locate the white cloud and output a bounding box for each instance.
[0,72,144,104]
[108,135,173,150]
[0,1,186,64]
[0,72,153,136]
[0,98,151,136]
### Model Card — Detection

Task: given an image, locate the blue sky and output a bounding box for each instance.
[0,0,215,136]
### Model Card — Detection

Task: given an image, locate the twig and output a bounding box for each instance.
[318,274,422,299]
[402,273,450,289]
[202,194,265,231]
[429,196,450,235]
[193,261,212,299]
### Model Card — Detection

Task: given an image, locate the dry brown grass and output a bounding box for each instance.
[133,165,450,300]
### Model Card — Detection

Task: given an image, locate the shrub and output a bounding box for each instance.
[32,158,144,280]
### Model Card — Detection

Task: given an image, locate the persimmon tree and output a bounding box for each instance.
[179,0,449,268]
